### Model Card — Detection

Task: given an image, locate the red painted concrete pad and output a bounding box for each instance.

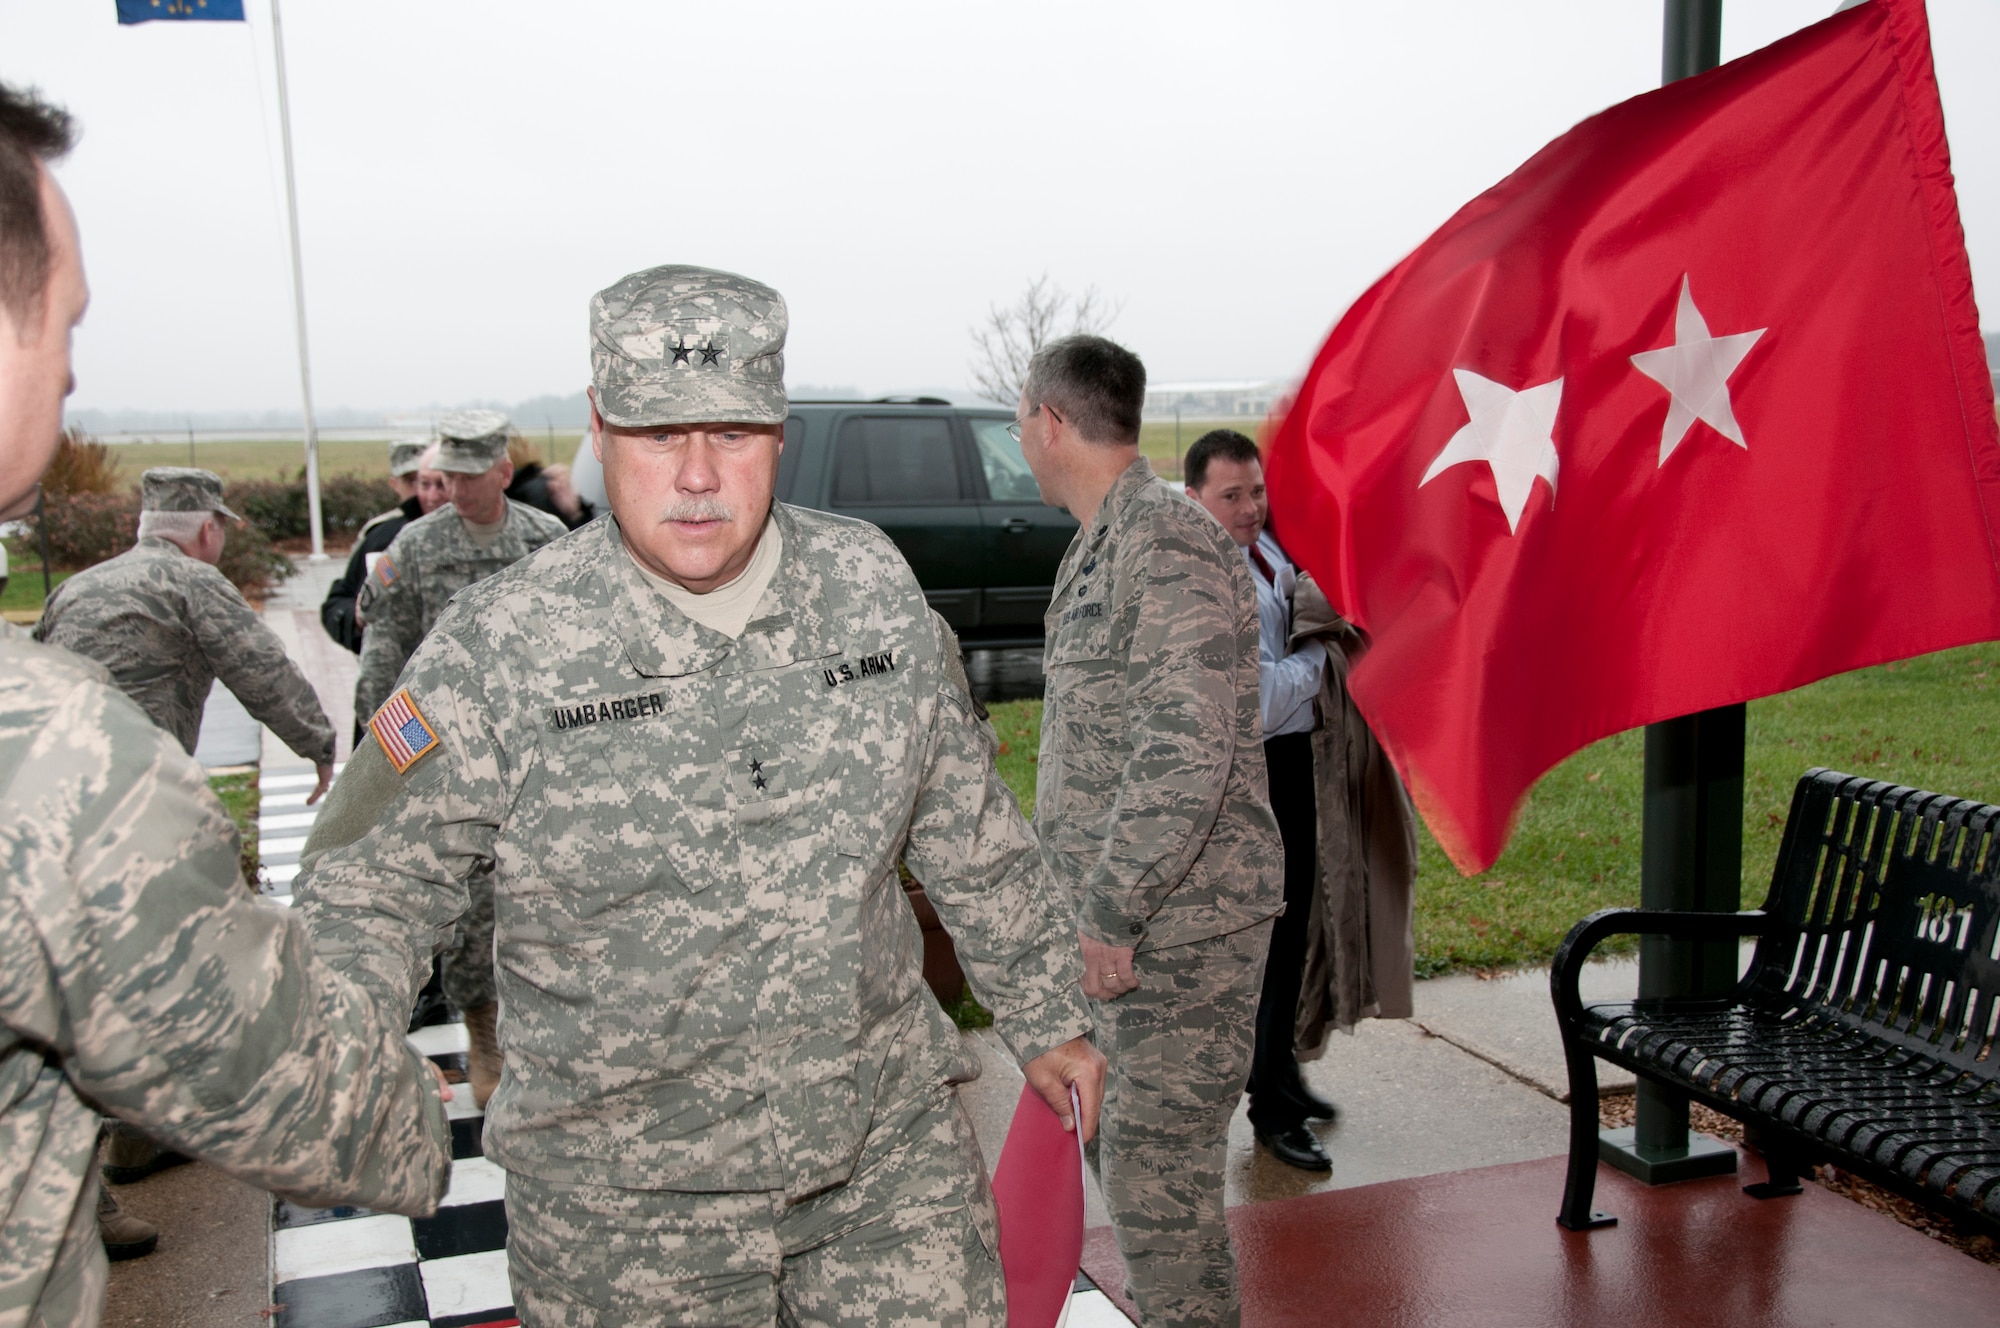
[1083,1154,2000,1327]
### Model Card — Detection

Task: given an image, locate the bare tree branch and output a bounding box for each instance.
[968,274,1121,405]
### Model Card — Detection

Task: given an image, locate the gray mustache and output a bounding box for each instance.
[659,498,734,523]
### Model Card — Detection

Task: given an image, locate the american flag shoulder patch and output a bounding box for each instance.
[370,689,440,773]
[375,554,398,587]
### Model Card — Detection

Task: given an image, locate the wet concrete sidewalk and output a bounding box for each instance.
[953,952,1653,1231]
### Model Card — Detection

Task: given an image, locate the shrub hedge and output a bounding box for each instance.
[223,473,399,541]
[24,434,393,595]
[36,492,137,573]
[31,489,293,596]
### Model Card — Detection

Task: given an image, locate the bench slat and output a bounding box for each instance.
[1555,774,2000,1233]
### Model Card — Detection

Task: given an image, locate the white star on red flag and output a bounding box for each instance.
[1629,276,1767,465]
[1419,368,1563,535]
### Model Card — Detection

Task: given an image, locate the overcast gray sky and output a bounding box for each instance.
[5,0,1995,414]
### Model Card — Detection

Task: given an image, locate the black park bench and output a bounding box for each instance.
[1551,768,2000,1233]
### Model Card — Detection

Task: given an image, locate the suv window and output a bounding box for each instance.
[831,416,965,505]
[967,418,1041,502]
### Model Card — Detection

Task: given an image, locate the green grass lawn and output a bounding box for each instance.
[106,439,406,483]
[987,699,1043,815]
[1137,419,1251,481]
[97,434,587,485]
[0,567,68,616]
[987,643,2000,977]
[207,769,261,888]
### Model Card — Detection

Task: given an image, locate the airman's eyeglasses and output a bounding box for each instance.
[1007,403,1060,442]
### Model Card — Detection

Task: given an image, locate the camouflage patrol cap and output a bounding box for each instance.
[388,440,428,477]
[140,467,241,522]
[432,410,511,475]
[590,265,787,428]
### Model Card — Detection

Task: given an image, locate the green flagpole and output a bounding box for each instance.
[1596,0,1743,1187]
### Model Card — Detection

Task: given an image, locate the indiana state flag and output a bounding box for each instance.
[117,0,246,23]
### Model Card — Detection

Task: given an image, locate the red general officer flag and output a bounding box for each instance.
[992,1084,1086,1328]
[1264,0,2000,873]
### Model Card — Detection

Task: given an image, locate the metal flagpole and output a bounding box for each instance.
[265,0,327,561]
[1597,0,1742,1187]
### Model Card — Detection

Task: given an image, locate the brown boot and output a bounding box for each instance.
[462,1002,503,1110]
[102,1127,192,1185]
[97,1186,159,1261]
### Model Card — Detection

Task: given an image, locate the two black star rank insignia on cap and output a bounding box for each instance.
[669,339,725,367]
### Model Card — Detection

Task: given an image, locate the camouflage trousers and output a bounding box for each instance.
[503,1083,1003,1327]
[7,1170,105,1328]
[439,866,495,1010]
[1088,919,1270,1328]
[4,1074,112,1328]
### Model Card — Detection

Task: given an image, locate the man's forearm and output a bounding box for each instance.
[1080,679,1236,940]
[900,678,1093,1065]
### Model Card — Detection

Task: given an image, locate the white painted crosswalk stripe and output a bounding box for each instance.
[258,811,322,832]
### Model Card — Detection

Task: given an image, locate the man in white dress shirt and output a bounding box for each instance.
[1184,429,1339,1171]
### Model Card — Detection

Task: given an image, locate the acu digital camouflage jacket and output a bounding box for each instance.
[298,504,1090,1201]
[34,537,334,764]
[353,499,568,723]
[0,628,449,1328]
[1036,457,1284,951]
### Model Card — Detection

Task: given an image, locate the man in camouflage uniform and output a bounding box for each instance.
[0,81,451,1328]
[353,413,569,723]
[320,438,446,655]
[37,467,337,805]
[1016,335,1283,1328]
[297,264,1105,1327]
[352,414,566,1103]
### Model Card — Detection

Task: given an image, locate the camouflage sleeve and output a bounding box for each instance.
[1082,515,1244,945]
[899,613,1091,1065]
[189,566,336,765]
[353,549,423,725]
[297,630,498,1022]
[2,667,450,1215]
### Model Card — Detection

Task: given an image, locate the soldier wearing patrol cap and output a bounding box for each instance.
[320,438,448,655]
[353,414,569,723]
[351,412,566,1104]
[38,466,340,805]
[297,264,1106,1327]
[0,81,451,1328]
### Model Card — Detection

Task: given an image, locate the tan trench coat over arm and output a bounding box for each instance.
[1289,571,1419,1049]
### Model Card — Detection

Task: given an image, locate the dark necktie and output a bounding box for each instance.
[1247,545,1276,583]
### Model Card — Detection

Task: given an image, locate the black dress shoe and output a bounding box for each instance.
[1255,1124,1332,1172]
[1293,1085,1339,1123]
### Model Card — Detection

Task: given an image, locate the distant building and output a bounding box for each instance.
[1143,379,1283,422]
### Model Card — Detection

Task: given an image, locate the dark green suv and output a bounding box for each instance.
[571,398,1078,647]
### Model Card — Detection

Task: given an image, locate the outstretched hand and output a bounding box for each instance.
[1021,1035,1106,1144]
